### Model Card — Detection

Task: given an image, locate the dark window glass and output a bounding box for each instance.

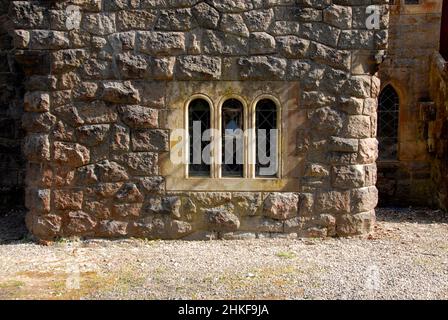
[378,85,399,161]
[256,99,278,177]
[221,99,244,177]
[189,99,211,177]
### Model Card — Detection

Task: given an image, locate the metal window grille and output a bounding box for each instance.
[188,99,211,177]
[221,99,244,177]
[255,99,278,177]
[378,85,399,161]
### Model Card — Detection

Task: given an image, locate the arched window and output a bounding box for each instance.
[378,85,399,161]
[221,99,244,177]
[188,98,211,177]
[255,99,278,177]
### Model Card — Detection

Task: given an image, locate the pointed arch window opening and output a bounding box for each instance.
[378,85,400,161]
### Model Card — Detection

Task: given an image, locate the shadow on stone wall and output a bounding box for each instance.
[0,0,25,212]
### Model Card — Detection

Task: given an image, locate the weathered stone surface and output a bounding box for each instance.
[117,10,157,31]
[149,57,176,80]
[53,190,83,210]
[244,9,274,32]
[118,105,158,128]
[220,14,249,38]
[323,5,352,29]
[176,55,222,80]
[136,176,165,193]
[202,30,248,56]
[351,187,378,214]
[82,13,116,35]
[115,183,144,203]
[23,134,50,161]
[132,129,169,152]
[112,203,143,219]
[53,142,90,167]
[329,137,358,153]
[65,211,97,236]
[15,1,385,240]
[156,8,195,31]
[206,204,240,232]
[240,216,283,233]
[239,56,286,80]
[98,220,128,237]
[336,211,375,236]
[192,2,220,29]
[110,124,130,151]
[276,36,309,58]
[114,152,158,175]
[25,189,51,213]
[102,81,140,104]
[137,31,186,55]
[26,213,62,240]
[315,190,350,214]
[24,92,50,112]
[96,161,129,182]
[77,101,118,124]
[76,125,110,147]
[116,52,148,79]
[22,112,57,133]
[310,107,343,138]
[263,193,299,220]
[249,32,276,54]
[331,165,365,190]
[208,0,253,13]
[232,192,262,216]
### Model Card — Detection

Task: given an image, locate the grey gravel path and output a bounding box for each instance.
[0,208,447,300]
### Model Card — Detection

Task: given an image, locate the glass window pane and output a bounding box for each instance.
[189,99,211,177]
[256,99,278,177]
[221,99,244,177]
[378,85,399,161]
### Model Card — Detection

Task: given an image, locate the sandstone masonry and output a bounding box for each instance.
[6,0,388,240]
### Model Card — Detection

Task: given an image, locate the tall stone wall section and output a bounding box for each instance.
[429,53,448,211]
[11,0,388,240]
[378,1,442,207]
[0,0,25,209]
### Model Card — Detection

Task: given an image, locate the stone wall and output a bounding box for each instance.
[0,0,25,209]
[11,0,388,240]
[429,52,448,211]
[378,0,442,207]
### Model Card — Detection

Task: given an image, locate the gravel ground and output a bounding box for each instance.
[0,207,447,300]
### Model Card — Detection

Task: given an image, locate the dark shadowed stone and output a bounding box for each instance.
[192,2,220,29]
[76,124,110,147]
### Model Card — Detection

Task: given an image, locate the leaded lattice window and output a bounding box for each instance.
[189,99,211,177]
[256,99,278,177]
[221,99,244,177]
[378,85,399,161]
